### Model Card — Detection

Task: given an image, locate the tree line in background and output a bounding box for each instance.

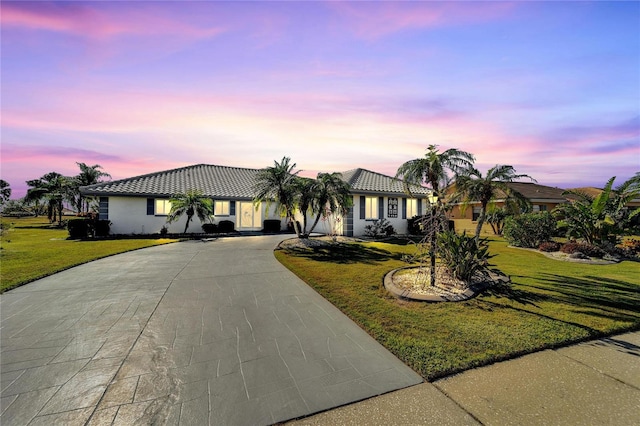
[0,163,111,224]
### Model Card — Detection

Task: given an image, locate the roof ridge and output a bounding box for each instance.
[80,163,263,190]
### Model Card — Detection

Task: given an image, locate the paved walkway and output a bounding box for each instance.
[288,331,640,425]
[0,236,422,425]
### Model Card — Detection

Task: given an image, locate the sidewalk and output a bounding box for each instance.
[286,331,640,425]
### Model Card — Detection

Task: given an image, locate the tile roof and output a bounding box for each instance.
[500,182,567,201]
[340,168,431,196]
[80,164,262,199]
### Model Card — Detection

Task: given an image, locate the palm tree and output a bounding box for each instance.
[253,157,302,237]
[395,144,475,200]
[0,180,11,206]
[455,165,536,241]
[555,174,640,245]
[25,172,72,225]
[295,177,317,237]
[395,145,475,287]
[166,190,214,234]
[307,172,353,236]
[74,163,111,214]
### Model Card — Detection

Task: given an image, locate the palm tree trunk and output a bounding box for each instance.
[308,212,323,235]
[474,202,488,242]
[429,230,436,287]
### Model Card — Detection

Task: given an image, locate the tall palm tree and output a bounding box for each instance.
[395,144,475,200]
[166,190,213,234]
[455,165,535,241]
[307,172,352,236]
[395,145,475,287]
[0,180,11,206]
[25,172,72,225]
[74,163,111,214]
[253,157,302,237]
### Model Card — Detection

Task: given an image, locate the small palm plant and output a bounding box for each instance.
[437,231,494,283]
[167,190,214,234]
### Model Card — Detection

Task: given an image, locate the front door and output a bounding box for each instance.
[238,202,262,230]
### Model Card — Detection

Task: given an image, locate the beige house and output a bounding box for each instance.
[447,182,568,236]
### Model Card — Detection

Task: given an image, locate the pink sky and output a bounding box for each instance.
[2,1,638,198]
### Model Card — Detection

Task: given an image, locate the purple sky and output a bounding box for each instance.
[2,1,639,198]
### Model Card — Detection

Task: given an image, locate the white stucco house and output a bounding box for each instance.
[80,164,431,237]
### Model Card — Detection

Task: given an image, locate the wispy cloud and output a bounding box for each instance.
[1,2,225,40]
[329,1,516,40]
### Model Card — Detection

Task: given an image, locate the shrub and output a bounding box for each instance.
[263,219,281,233]
[503,212,556,248]
[202,223,218,234]
[437,231,494,282]
[619,239,640,255]
[217,220,235,233]
[561,241,605,258]
[538,241,561,252]
[94,220,111,237]
[67,219,91,239]
[364,218,395,238]
[407,215,426,235]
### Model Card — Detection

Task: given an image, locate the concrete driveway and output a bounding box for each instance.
[1,236,422,425]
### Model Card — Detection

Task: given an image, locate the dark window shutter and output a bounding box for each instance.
[378,197,384,219]
[402,198,407,219]
[418,199,423,216]
[359,196,365,220]
[230,201,236,216]
[147,198,154,215]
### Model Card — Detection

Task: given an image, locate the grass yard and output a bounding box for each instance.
[275,237,640,380]
[1,216,177,292]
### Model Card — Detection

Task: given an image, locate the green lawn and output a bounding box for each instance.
[1,216,177,292]
[275,237,640,380]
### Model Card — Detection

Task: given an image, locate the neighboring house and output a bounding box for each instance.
[448,182,568,235]
[339,168,431,237]
[80,164,432,237]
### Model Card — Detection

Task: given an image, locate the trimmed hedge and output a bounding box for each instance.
[263,220,281,233]
[218,220,235,233]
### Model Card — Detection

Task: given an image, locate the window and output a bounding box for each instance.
[406,198,418,218]
[214,200,230,216]
[472,207,481,221]
[365,196,378,220]
[155,199,172,215]
[388,198,398,218]
[532,204,548,212]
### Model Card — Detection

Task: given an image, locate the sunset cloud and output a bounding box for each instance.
[1,1,638,198]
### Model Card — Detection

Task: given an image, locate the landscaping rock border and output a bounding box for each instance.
[384,266,509,302]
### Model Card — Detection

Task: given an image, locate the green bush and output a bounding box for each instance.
[67,219,91,239]
[407,215,426,235]
[218,220,235,233]
[94,220,110,237]
[503,212,556,248]
[364,218,395,238]
[437,231,494,282]
[263,220,281,233]
[202,223,218,233]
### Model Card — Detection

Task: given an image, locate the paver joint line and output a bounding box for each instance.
[83,248,199,425]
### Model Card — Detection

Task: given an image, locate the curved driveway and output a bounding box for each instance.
[1,236,422,425]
